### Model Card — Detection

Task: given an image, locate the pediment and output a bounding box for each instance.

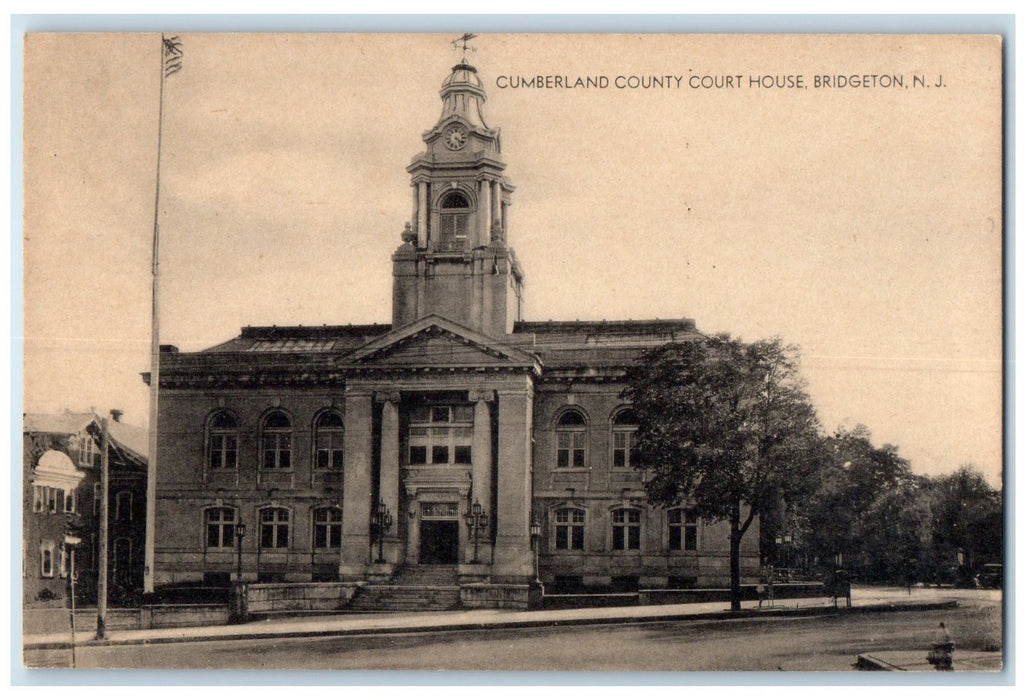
[345,315,539,372]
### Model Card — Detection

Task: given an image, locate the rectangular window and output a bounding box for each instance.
[48,488,61,513]
[313,508,342,549]
[408,405,473,466]
[669,509,699,551]
[557,432,586,468]
[555,509,585,550]
[64,489,76,514]
[263,433,291,470]
[260,509,290,549]
[210,433,238,470]
[205,508,236,549]
[613,430,637,469]
[612,509,641,550]
[33,485,44,513]
[40,541,55,578]
[439,214,469,250]
[79,436,96,467]
[315,433,344,470]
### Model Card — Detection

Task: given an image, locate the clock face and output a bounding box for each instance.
[444,125,468,150]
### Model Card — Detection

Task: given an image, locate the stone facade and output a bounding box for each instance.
[148,59,759,603]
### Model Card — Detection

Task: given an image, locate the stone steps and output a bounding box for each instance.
[347,566,462,612]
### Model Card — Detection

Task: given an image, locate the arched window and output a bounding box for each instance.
[553,507,585,550]
[611,508,642,550]
[261,411,292,470]
[205,507,236,549]
[668,508,699,551]
[208,411,238,471]
[555,409,587,469]
[115,490,133,521]
[314,411,344,470]
[312,506,342,549]
[260,507,290,549]
[611,408,639,470]
[438,190,471,251]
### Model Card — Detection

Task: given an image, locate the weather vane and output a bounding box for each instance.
[451,33,478,60]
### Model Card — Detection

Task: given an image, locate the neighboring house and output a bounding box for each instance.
[23,410,148,606]
[147,58,759,605]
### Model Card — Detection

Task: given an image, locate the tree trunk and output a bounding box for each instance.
[730,504,742,611]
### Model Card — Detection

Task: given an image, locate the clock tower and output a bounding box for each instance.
[392,59,523,337]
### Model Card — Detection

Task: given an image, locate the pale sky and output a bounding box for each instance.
[22,33,1003,485]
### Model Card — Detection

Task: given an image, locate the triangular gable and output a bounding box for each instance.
[346,315,540,372]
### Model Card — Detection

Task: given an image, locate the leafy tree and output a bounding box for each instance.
[622,335,822,611]
[926,465,1002,578]
[805,425,918,578]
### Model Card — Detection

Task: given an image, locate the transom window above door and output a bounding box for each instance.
[408,404,473,466]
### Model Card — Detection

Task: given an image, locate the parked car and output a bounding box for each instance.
[979,563,1003,589]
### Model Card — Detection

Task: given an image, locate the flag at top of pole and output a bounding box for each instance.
[145,32,182,594]
[163,35,183,78]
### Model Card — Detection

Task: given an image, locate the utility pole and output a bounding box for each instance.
[96,417,109,640]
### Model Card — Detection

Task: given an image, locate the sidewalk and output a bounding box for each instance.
[23,586,964,651]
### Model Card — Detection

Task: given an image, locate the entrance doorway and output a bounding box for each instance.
[419,520,459,564]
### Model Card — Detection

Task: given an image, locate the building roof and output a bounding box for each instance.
[23,410,95,436]
[198,324,392,353]
[23,410,148,463]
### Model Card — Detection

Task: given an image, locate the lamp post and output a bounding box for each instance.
[530,517,542,583]
[464,499,489,564]
[235,522,246,584]
[372,501,393,563]
[232,522,246,623]
[63,533,81,668]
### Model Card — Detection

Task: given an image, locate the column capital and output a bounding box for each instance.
[374,390,402,405]
[468,389,496,403]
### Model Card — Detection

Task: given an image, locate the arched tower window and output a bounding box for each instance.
[314,411,344,470]
[261,411,292,470]
[555,409,587,469]
[438,190,471,251]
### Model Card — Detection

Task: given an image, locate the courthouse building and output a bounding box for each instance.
[149,58,758,605]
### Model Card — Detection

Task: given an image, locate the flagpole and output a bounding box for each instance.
[145,33,174,594]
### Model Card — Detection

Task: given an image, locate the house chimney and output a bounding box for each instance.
[110,409,123,423]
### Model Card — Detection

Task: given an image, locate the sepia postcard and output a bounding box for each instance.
[21,32,1004,675]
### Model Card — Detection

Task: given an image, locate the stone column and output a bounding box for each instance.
[377,392,401,567]
[492,181,502,237]
[478,179,492,248]
[411,183,418,240]
[492,386,534,581]
[470,390,494,564]
[340,390,373,579]
[417,181,428,247]
[500,200,509,241]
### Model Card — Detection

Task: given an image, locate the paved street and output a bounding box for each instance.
[24,587,1002,672]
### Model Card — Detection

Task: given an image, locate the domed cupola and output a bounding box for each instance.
[438,60,490,130]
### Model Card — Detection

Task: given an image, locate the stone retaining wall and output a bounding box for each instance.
[460,583,531,609]
[245,582,360,615]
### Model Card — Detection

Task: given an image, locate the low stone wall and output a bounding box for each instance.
[245,582,360,615]
[23,604,231,634]
[540,592,639,610]
[639,582,824,606]
[460,583,531,609]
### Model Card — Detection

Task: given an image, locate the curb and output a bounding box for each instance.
[24,599,959,651]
